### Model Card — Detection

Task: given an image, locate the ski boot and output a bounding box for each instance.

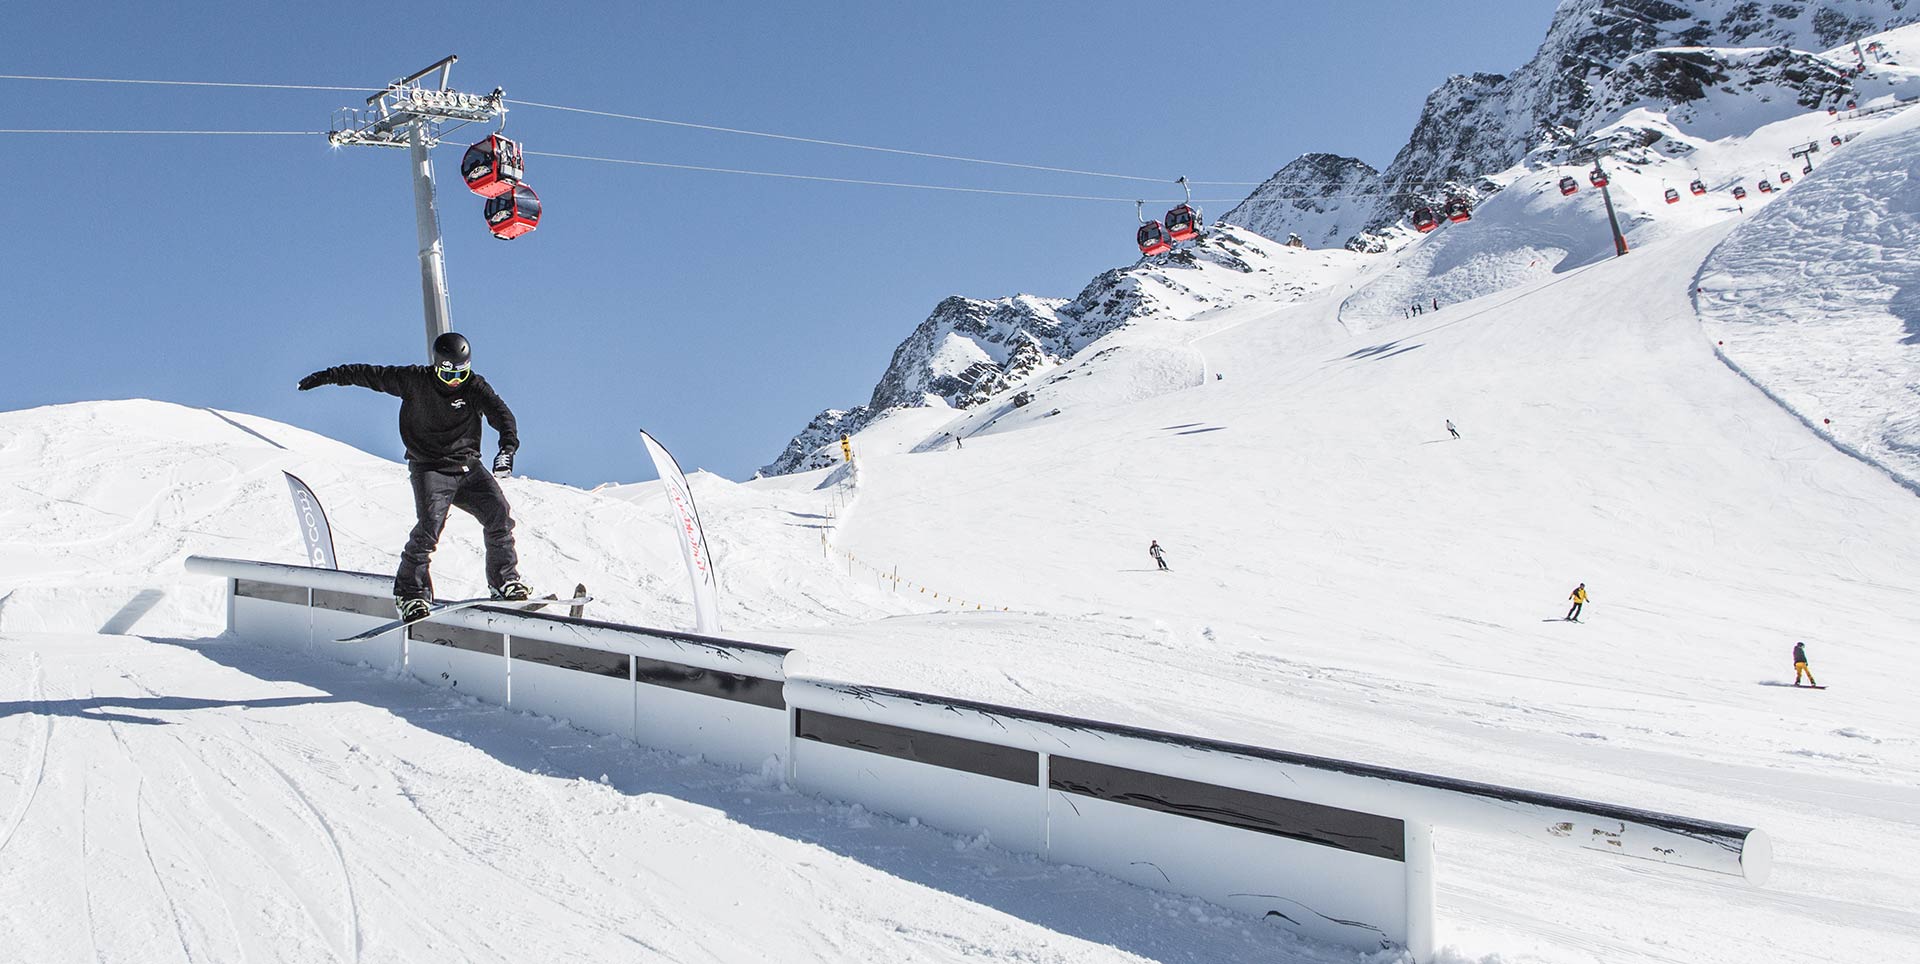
[492,581,534,602]
[395,596,432,622]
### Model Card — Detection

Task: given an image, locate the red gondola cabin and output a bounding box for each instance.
[1779,171,1792,183]
[1411,207,1438,233]
[1689,179,1706,195]
[1137,221,1172,256]
[1442,196,1472,223]
[1589,168,1609,188]
[461,134,524,199]
[1164,204,1200,243]
[1831,135,1843,146]
[484,183,541,240]
[1664,187,1680,204]
[1757,180,1773,193]
[1558,176,1578,196]
[1732,186,1748,199]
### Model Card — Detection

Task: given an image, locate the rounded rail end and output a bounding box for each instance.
[1740,828,1773,886]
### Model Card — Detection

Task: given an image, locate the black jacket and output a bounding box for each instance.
[313,364,518,470]
[1793,642,1808,663]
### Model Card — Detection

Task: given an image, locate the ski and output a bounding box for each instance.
[336,591,593,642]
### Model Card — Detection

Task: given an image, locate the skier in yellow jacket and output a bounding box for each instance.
[1565,583,1589,622]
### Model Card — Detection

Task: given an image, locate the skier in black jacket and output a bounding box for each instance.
[298,331,528,620]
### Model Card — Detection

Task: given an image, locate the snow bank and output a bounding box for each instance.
[1697,101,1920,488]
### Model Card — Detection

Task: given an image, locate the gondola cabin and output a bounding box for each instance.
[1558,175,1578,196]
[1779,171,1792,183]
[1664,187,1680,204]
[461,134,524,199]
[1411,207,1438,233]
[1828,106,1839,115]
[1442,196,1472,223]
[1846,100,1857,110]
[483,183,541,240]
[1689,179,1706,195]
[1831,135,1844,146]
[1137,220,1172,256]
[1732,186,1748,199]
[1164,204,1201,242]
[1589,168,1609,188]
[1757,180,1773,193]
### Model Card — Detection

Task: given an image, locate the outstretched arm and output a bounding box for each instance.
[298,364,410,396]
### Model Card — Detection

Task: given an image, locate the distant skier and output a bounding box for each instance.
[1432,297,1439,311]
[1565,583,1588,621]
[1792,641,1818,687]
[298,331,530,621]
[1149,540,1170,572]
[1446,418,1460,440]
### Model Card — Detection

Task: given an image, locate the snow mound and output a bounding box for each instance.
[0,400,910,635]
[1696,101,1920,488]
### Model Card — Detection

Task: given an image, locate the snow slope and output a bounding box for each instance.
[0,399,910,636]
[1697,93,1920,490]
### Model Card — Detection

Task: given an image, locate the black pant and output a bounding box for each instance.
[1154,555,1169,571]
[395,462,519,599]
[1566,602,1583,620]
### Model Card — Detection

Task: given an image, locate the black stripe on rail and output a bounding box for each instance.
[821,683,1753,847]
[235,579,306,606]
[510,636,630,679]
[795,709,1037,784]
[1050,756,1405,861]
[409,622,504,656]
[312,589,394,619]
[476,607,793,661]
[635,655,785,710]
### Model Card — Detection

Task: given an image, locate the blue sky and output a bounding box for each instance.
[3,0,1557,485]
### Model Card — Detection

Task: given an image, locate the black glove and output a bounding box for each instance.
[493,448,515,478]
[297,370,331,391]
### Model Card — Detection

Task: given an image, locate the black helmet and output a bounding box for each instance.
[432,331,472,386]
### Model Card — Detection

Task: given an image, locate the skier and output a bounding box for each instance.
[1149,540,1170,572]
[1446,418,1460,440]
[298,331,529,621]
[1792,641,1818,687]
[1565,583,1588,621]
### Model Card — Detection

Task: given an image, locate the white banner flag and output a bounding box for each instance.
[282,471,338,570]
[639,431,722,633]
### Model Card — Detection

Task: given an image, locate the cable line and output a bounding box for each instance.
[525,149,1143,201]
[0,128,323,135]
[0,73,363,92]
[529,147,1473,206]
[511,97,1264,186]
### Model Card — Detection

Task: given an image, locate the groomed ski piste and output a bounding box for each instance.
[7,33,1920,964]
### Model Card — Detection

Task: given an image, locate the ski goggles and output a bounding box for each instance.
[435,362,471,386]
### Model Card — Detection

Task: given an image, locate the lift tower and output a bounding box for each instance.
[327,56,504,361]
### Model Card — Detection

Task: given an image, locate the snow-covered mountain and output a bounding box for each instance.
[769,3,1919,475]
[1228,0,1916,251]
[760,227,1341,474]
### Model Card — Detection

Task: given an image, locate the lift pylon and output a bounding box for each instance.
[328,56,505,362]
